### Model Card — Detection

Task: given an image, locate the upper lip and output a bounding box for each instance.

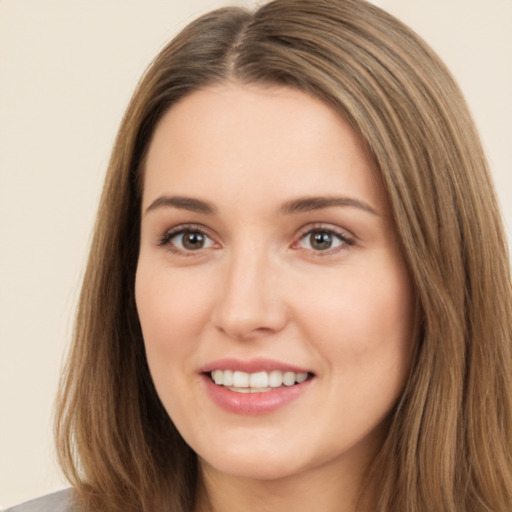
[200,358,313,374]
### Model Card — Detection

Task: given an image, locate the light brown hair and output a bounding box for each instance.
[55,1,512,510]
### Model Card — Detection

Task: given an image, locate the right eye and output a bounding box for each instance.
[159,227,216,253]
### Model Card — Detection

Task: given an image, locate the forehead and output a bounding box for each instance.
[142,83,385,213]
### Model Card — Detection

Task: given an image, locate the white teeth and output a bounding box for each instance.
[268,370,283,387]
[249,371,269,388]
[283,371,296,386]
[210,369,310,391]
[232,371,249,388]
[296,372,308,383]
[223,369,233,386]
[228,386,271,393]
[213,369,223,385]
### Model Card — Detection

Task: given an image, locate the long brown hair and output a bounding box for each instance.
[55,1,512,510]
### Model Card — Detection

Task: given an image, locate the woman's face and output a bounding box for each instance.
[136,84,414,483]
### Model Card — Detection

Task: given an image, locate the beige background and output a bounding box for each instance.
[1,0,510,507]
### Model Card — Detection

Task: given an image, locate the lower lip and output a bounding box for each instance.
[202,374,313,415]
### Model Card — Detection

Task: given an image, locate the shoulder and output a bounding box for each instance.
[4,489,78,512]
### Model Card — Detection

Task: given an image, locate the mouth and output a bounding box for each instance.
[200,358,315,414]
[207,369,314,393]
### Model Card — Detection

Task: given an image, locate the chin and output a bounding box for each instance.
[198,443,311,482]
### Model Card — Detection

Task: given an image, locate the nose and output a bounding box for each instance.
[212,247,288,341]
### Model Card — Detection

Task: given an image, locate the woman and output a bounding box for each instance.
[8,0,512,510]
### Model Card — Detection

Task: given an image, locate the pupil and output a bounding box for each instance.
[310,231,332,250]
[183,231,204,250]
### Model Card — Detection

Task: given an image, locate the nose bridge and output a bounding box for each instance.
[213,239,286,339]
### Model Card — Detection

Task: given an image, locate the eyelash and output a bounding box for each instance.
[158,223,215,256]
[293,224,354,256]
[158,223,354,256]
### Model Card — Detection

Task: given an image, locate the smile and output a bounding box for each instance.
[210,370,310,393]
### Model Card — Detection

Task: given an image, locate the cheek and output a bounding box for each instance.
[134,263,213,406]
[135,263,211,350]
[134,263,211,424]
[295,256,414,385]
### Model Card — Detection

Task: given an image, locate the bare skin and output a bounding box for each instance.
[136,83,414,512]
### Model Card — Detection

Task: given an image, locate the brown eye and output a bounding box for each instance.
[181,231,207,250]
[164,229,215,252]
[309,231,334,250]
[298,228,351,252]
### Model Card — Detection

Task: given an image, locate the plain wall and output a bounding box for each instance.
[0,0,510,507]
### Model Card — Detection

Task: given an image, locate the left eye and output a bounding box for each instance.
[166,229,215,251]
[298,229,349,251]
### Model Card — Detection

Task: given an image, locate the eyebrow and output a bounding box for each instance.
[279,196,379,216]
[145,195,217,215]
[145,194,378,216]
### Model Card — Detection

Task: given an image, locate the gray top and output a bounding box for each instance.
[4,489,76,512]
